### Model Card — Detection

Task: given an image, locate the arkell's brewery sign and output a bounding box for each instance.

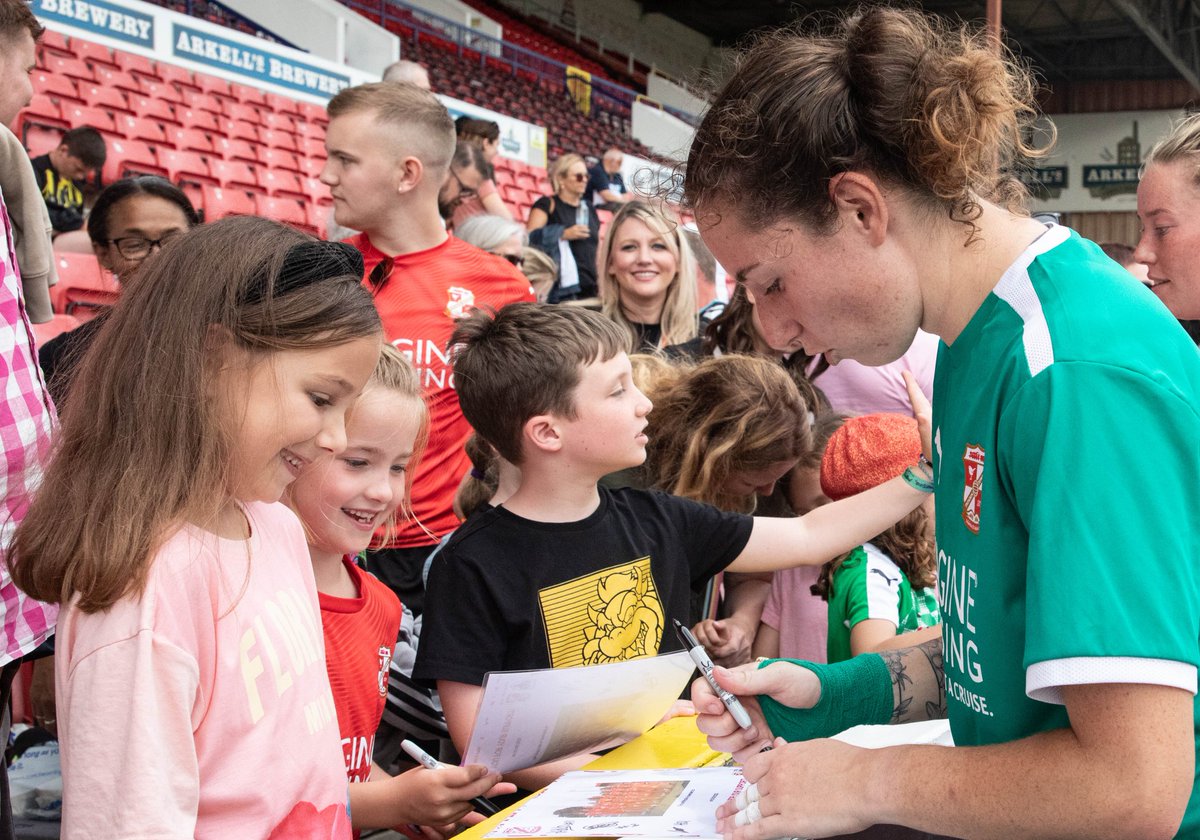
[1082,121,1142,199]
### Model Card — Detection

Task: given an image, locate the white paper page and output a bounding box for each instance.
[464,651,696,774]
[486,767,746,838]
[832,719,954,749]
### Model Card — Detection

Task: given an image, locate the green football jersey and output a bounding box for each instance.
[825,543,940,664]
[932,226,1200,836]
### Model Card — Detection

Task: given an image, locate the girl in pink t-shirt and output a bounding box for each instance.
[288,344,511,836]
[10,217,388,839]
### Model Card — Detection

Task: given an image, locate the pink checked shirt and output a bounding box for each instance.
[0,187,56,663]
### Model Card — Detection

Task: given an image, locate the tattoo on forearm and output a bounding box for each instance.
[884,637,947,723]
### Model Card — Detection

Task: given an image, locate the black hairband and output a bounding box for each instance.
[242,240,365,304]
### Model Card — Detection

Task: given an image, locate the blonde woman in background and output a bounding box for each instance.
[599,200,698,352]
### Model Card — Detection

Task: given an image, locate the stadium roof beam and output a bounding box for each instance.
[1105,0,1200,88]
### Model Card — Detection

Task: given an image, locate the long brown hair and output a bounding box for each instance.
[10,217,382,612]
[684,7,1048,235]
[643,354,813,514]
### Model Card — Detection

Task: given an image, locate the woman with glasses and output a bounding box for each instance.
[526,153,600,301]
[39,176,199,404]
[451,117,514,228]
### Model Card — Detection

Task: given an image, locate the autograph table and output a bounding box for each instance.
[457,716,954,840]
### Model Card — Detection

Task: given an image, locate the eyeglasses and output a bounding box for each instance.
[451,169,478,201]
[499,253,524,268]
[105,232,183,259]
[568,173,587,182]
[368,256,395,290]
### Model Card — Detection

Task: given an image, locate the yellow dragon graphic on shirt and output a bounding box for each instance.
[538,557,665,667]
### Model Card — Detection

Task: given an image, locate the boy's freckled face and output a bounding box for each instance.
[557,352,653,474]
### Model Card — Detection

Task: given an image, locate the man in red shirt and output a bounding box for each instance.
[322,82,533,615]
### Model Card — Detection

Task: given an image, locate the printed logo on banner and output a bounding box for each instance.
[34,0,154,47]
[172,22,350,99]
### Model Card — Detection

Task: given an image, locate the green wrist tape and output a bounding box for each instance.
[756,654,892,742]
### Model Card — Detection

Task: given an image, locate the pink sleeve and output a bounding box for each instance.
[479,178,498,199]
[761,576,783,630]
[59,629,202,839]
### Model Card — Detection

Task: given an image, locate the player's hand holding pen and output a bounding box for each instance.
[689,660,822,762]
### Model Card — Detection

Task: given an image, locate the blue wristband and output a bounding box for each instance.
[756,654,893,742]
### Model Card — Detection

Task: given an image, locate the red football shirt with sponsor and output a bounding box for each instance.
[320,558,403,785]
[348,233,534,547]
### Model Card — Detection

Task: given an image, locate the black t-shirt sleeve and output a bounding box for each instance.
[531,195,553,217]
[413,534,510,688]
[586,165,608,198]
[650,491,753,585]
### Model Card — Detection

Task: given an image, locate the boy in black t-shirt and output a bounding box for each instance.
[414,303,931,790]
[30,126,106,233]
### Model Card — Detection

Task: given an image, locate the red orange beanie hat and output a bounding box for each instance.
[820,413,921,501]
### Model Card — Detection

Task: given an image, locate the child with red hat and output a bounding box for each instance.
[813,413,941,663]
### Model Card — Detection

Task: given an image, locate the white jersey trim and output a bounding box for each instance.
[862,542,901,626]
[991,223,1070,377]
[1027,656,1198,705]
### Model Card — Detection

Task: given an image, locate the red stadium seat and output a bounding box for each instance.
[297,135,326,159]
[157,149,213,185]
[265,93,300,116]
[260,128,296,152]
[301,176,329,204]
[155,62,195,90]
[60,104,116,134]
[212,136,257,163]
[515,173,538,192]
[93,67,142,95]
[51,253,119,319]
[226,120,259,142]
[31,72,80,104]
[493,169,515,188]
[31,313,82,346]
[261,111,296,133]
[231,83,266,106]
[113,50,155,78]
[226,101,263,125]
[167,126,213,153]
[102,137,165,183]
[258,147,299,172]
[504,186,530,206]
[194,73,231,97]
[180,91,223,114]
[297,155,326,178]
[257,196,316,235]
[45,55,93,83]
[296,101,328,125]
[15,94,64,128]
[305,201,331,239]
[200,185,256,220]
[71,38,115,67]
[40,29,69,53]
[83,85,131,115]
[258,169,306,201]
[208,159,258,190]
[142,81,183,105]
[293,119,325,141]
[177,108,219,132]
[18,122,64,158]
[115,114,166,144]
[127,95,177,126]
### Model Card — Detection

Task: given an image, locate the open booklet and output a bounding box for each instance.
[464,651,696,774]
[486,767,745,838]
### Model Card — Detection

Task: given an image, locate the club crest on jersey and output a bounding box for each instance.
[444,286,475,319]
[961,444,985,534]
[377,645,391,698]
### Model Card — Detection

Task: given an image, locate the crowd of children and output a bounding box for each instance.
[0,0,1197,837]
